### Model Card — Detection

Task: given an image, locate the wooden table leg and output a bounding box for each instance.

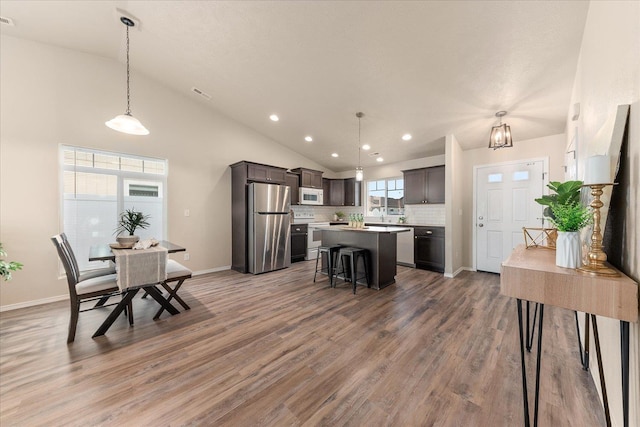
[143,285,179,316]
[92,289,139,338]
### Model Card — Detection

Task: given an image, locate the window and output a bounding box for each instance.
[61,146,167,271]
[366,177,404,217]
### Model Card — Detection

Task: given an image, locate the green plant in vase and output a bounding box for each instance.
[534,180,583,220]
[547,202,591,232]
[114,208,150,247]
[0,243,23,281]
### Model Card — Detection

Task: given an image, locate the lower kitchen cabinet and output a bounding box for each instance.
[414,226,445,273]
[291,224,308,263]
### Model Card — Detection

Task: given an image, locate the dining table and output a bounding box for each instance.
[88,240,186,338]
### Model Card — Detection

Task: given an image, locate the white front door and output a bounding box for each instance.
[475,159,546,273]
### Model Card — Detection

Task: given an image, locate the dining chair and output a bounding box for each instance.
[51,234,132,342]
[143,259,192,319]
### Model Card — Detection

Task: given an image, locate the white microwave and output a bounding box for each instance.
[299,187,323,205]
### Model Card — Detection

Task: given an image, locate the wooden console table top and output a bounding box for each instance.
[501,245,638,322]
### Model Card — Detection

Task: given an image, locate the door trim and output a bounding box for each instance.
[472,157,549,272]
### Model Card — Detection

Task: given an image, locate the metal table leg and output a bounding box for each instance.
[620,320,630,427]
[517,299,544,427]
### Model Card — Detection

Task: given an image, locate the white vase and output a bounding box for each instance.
[556,231,581,268]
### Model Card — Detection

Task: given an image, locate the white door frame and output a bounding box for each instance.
[472,157,549,271]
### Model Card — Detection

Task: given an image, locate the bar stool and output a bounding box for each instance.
[334,247,370,294]
[314,245,342,285]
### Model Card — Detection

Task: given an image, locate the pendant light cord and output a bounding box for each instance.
[125,24,131,115]
[358,114,361,166]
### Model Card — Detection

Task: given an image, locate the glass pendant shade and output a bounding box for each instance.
[105,113,149,136]
[355,166,364,182]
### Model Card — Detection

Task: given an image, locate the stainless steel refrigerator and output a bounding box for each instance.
[248,182,291,274]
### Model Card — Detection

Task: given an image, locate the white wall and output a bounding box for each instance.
[445,134,464,277]
[0,35,327,307]
[567,1,640,425]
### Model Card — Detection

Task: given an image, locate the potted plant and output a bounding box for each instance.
[1,243,23,281]
[334,211,345,221]
[114,208,150,247]
[547,200,591,268]
[534,180,583,220]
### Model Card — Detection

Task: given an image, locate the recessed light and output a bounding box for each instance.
[331,153,339,158]
[362,144,371,150]
[376,157,384,162]
[269,114,279,122]
[305,136,313,142]
[402,134,412,141]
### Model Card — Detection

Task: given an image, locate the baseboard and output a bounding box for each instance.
[444,266,473,278]
[0,265,232,312]
[0,294,68,312]
[193,265,230,275]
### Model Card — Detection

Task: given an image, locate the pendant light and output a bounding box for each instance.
[355,112,364,181]
[105,17,149,136]
[488,111,512,149]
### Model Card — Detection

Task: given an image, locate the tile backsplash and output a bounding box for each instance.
[292,204,445,225]
[404,204,446,226]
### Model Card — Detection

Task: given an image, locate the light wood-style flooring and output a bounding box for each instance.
[0,262,605,426]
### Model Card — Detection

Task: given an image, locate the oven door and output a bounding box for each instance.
[306,223,329,260]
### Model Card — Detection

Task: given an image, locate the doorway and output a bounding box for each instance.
[474,158,548,273]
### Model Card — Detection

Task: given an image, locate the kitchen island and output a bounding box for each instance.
[319,226,411,290]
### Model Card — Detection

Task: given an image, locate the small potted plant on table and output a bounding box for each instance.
[537,182,591,268]
[114,208,150,248]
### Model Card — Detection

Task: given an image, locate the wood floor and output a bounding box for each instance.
[0,262,605,426]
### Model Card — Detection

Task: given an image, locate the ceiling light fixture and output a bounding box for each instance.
[331,153,339,158]
[362,144,371,150]
[269,114,279,122]
[402,134,412,141]
[355,112,364,182]
[305,136,313,142]
[488,111,513,150]
[376,157,384,162]
[105,16,149,136]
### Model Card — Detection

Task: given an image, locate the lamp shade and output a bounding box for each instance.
[355,166,364,182]
[105,113,150,136]
[489,123,512,149]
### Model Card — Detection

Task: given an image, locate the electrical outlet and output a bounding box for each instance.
[184,209,190,217]
[183,253,190,261]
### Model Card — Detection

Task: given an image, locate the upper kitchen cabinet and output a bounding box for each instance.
[291,167,323,188]
[403,165,445,204]
[329,179,345,206]
[286,173,300,205]
[244,161,287,184]
[344,178,361,206]
[322,178,331,205]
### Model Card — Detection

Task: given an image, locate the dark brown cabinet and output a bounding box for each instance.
[329,179,344,206]
[344,178,361,206]
[246,162,287,184]
[290,224,307,263]
[286,173,299,205]
[403,165,445,204]
[321,178,361,206]
[322,178,331,205]
[414,226,445,273]
[291,168,323,188]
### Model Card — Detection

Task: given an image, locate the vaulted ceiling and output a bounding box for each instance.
[0,1,589,172]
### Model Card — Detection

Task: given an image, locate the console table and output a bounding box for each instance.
[501,245,638,427]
